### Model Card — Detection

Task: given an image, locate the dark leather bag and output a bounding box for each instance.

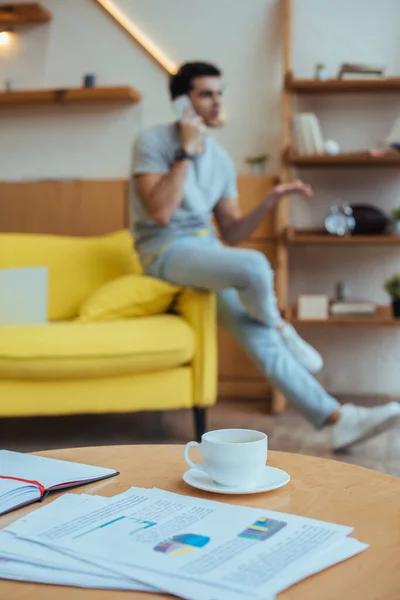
[349,204,389,235]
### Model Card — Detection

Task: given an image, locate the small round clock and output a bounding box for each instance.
[325,205,355,236]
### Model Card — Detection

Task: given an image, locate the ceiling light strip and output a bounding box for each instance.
[94,0,178,75]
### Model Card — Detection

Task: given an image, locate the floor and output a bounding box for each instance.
[2,396,399,478]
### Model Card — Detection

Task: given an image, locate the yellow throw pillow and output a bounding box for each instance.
[78,274,181,322]
[0,230,140,321]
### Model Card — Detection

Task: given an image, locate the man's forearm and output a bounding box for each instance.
[224,192,280,245]
[148,160,190,225]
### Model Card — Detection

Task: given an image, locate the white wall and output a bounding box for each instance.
[0,0,281,179]
[0,0,399,395]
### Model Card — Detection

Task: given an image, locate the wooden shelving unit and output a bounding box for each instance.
[285,228,400,246]
[286,151,400,168]
[0,2,51,24]
[0,86,141,106]
[277,0,400,405]
[286,74,400,94]
[287,305,399,327]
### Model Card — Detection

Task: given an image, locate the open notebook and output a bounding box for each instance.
[0,450,118,516]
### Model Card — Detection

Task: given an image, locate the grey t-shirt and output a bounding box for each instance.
[130,123,238,263]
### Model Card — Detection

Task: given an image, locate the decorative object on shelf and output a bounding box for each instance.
[387,116,400,152]
[245,154,269,176]
[391,208,400,236]
[384,274,400,318]
[325,204,355,236]
[333,281,375,316]
[4,78,13,91]
[324,139,340,155]
[314,63,328,81]
[337,62,385,80]
[297,295,329,320]
[83,74,96,88]
[349,204,389,235]
[293,112,324,155]
[335,280,350,302]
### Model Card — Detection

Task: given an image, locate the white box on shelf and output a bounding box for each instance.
[297,295,329,320]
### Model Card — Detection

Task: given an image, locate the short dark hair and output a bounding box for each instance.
[169,62,222,100]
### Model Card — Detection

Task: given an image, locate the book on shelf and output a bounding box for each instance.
[293,113,324,155]
[330,301,376,316]
[337,62,385,79]
[0,450,118,516]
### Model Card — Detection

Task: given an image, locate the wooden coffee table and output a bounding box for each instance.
[0,445,399,599]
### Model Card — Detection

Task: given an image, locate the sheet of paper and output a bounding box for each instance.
[4,493,85,537]
[1,493,155,592]
[0,555,152,591]
[270,537,368,596]
[23,487,356,600]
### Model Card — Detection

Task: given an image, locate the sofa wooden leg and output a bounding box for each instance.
[193,407,206,442]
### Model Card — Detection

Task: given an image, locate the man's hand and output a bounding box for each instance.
[271,179,313,200]
[180,106,206,155]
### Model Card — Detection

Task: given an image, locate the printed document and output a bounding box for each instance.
[20,487,367,600]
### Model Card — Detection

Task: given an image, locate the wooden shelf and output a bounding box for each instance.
[287,305,399,327]
[286,75,400,94]
[285,228,400,246]
[0,86,141,106]
[286,151,400,168]
[0,2,51,24]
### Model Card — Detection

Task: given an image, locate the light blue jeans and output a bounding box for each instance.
[146,235,339,428]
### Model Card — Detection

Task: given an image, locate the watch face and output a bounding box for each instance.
[325,212,348,236]
[174,148,194,161]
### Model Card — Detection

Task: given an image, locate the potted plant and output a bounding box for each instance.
[384,274,400,318]
[245,154,269,176]
[391,208,400,236]
[314,62,328,81]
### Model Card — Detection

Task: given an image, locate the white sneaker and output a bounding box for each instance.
[280,322,324,374]
[331,402,400,451]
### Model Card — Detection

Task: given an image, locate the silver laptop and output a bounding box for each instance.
[0,267,48,324]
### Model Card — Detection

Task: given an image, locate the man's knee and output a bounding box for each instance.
[241,250,272,283]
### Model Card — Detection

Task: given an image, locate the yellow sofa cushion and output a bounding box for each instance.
[78,275,180,322]
[0,316,194,380]
[0,230,141,321]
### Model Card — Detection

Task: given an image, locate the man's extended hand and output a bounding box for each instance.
[272,179,313,199]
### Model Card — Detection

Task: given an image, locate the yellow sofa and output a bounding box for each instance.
[0,230,217,439]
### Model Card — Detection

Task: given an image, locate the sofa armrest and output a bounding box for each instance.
[174,288,217,408]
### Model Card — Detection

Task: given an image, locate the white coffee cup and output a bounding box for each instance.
[184,428,268,488]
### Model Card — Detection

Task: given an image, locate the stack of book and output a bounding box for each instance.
[293,112,324,155]
[330,300,376,317]
[337,63,385,80]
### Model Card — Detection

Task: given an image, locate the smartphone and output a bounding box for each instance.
[171,95,196,121]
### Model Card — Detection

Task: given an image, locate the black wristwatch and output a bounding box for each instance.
[174,147,196,162]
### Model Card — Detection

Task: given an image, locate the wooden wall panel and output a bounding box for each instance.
[237,176,277,240]
[0,180,128,235]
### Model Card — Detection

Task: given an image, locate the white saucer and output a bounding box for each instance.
[183,466,290,495]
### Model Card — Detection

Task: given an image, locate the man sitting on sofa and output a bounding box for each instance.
[131,61,400,450]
